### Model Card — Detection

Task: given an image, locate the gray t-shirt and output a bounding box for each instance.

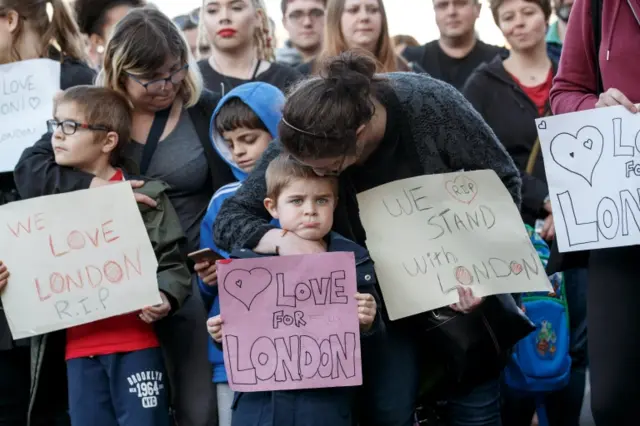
[124,111,211,253]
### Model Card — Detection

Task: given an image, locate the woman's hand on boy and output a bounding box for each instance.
[207,315,224,343]
[255,229,325,255]
[355,293,377,332]
[0,261,9,293]
[90,178,157,208]
[139,292,171,323]
[195,261,218,286]
[449,286,484,314]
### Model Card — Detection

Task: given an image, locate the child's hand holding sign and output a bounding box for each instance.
[355,293,376,332]
[0,261,9,293]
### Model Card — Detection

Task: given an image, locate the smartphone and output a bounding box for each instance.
[187,248,224,264]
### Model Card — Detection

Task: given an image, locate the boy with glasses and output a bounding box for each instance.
[46,85,191,426]
[277,0,326,67]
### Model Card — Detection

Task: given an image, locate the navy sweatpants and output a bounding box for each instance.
[67,348,170,426]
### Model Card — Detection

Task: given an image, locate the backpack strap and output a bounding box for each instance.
[140,107,171,175]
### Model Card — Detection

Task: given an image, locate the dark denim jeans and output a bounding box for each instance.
[447,379,502,426]
[501,268,588,426]
[359,323,503,426]
[358,324,420,426]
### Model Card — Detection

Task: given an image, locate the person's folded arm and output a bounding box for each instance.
[213,142,284,252]
[139,183,192,312]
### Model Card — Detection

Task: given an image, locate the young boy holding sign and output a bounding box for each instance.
[196,82,285,426]
[207,154,381,426]
[1,86,191,426]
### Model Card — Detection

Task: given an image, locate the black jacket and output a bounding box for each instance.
[403,40,506,90]
[13,89,235,200]
[463,55,558,226]
[0,56,95,352]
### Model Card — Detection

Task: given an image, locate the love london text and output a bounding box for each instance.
[6,212,146,320]
[402,246,541,295]
[0,74,42,116]
[224,332,358,386]
[560,119,640,246]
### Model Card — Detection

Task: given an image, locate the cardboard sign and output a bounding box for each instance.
[217,252,362,392]
[0,183,161,339]
[0,59,61,172]
[536,105,640,252]
[357,170,552,320]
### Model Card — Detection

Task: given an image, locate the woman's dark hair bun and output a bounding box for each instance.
[320,50,377,95]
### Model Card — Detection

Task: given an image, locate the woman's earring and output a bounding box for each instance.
[96,45,105,54]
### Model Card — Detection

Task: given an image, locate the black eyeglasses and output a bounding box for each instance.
[126,64,189,95]
[47,119,110,136]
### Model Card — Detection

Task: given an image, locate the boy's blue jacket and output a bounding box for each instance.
[227,233,384,426]
[199,82,285,383]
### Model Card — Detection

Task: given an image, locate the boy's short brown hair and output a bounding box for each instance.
[214,97,269,135]
[55,86,132,166]
[489,0,552,24]
[265,154,339,201]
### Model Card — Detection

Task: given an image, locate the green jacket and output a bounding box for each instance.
[28,180,191,426]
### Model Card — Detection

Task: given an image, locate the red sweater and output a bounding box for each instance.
[65,169,159,360]
[550,0,640,113]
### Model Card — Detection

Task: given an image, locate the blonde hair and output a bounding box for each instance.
[266,154,339,201]
[96,7,203,108]
[200,0,275,62]
[0,0,87,63]
[316,0,405,73]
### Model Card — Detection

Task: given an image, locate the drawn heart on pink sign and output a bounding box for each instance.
[223,268,272,310]
[445,175,478,204]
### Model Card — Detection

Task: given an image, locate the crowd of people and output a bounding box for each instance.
[0,0,637,425]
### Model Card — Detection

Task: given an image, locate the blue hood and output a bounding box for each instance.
[210,82,285,181]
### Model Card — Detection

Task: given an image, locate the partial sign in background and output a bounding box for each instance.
[536,105,640,252]
[0,183,161,339]
[357,170,552,320]
[0,59,60,172]
[217,252,362,392]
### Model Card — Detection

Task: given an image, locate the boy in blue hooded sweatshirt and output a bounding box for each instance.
[198,82,285,426]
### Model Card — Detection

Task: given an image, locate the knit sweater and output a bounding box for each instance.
[213,72,522,253]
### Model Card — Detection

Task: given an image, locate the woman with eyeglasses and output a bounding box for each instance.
[14,7,236,426]
[297,0,422,76]
[0,0,95,424]
[198,0,301,96]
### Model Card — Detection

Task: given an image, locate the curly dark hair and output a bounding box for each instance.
[73,0,145,36]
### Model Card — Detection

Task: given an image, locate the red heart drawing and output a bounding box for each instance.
[445,175,478,204]
[510,262,523,275]
[455,266,474,286]
[223,268,272,310]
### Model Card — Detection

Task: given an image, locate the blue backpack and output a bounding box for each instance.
[504,225,571,394]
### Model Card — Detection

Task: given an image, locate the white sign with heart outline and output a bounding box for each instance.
[0,58,61,173]
[536,105,640,252]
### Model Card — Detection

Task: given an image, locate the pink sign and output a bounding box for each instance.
[217,252,362,392]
